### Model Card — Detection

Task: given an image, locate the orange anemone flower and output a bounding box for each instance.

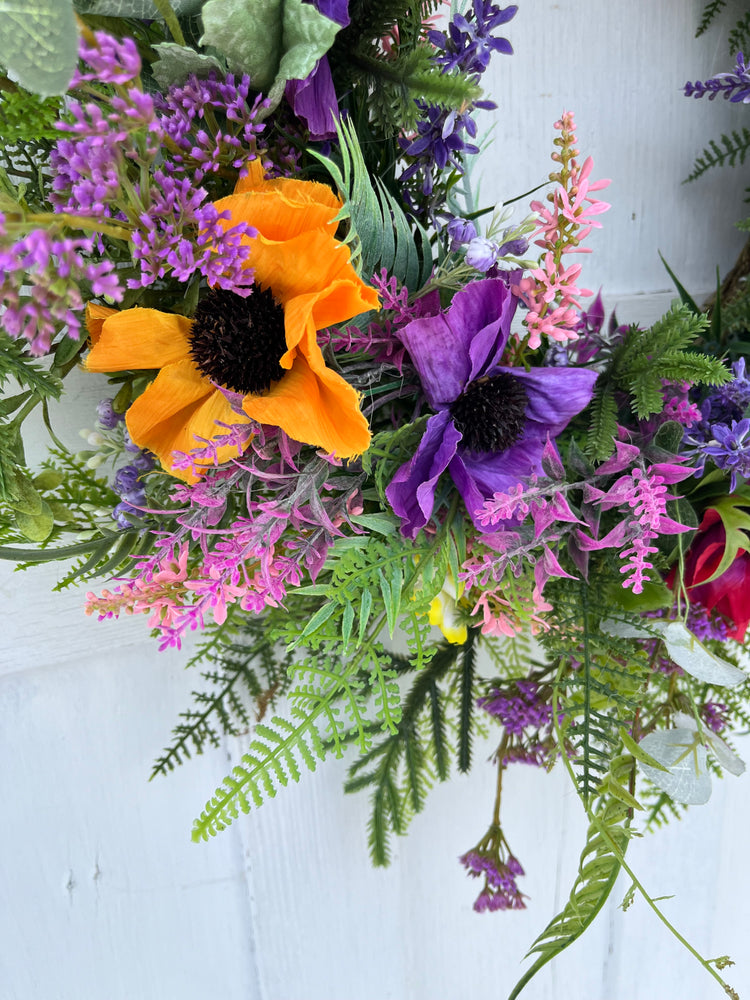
[85,160,379,483]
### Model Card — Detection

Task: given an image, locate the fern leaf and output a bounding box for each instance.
[728,11,750,53]
[586,382,618,461]
[696,0,727,36]
[508,758,634,999]
[686,129,750,182]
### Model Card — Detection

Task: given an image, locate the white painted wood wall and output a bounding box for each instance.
[2,3,750,998]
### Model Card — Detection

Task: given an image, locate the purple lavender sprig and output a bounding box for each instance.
[685,52,750,103]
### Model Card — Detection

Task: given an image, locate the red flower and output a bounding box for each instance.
[669,508,750,642]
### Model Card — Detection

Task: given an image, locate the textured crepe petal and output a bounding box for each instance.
[126,359,250,482]
[279,280,379,366]
[86,308,193,373]
[507,366,598,436]
[85,303,117,345]
[217,171,341,240]
[397,278,516,409]
[386,410,462,538]
[240,351,370,458]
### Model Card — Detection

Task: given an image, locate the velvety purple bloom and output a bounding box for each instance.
[386,279,598,536]
[285,0,349,139]
[685,52,750,103]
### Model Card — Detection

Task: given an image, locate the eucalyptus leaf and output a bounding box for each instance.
[151,41,223,89]
[662,621,746,686]
[0,0,78,97]
[638,728,711,805]
[200,0,340,106]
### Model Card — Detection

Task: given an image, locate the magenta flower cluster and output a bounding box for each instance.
[460,827,526,912]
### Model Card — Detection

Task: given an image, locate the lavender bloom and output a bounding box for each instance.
[400,102,482,196]
[429,2,517,76]
[385,279,598,535]
[700,417,750,491]
[0,223,122,355]
[685,52,750,103]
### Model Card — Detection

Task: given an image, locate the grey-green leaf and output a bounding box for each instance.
[0,0,78,97]
[151,41,223,89]
[74,0,204,14]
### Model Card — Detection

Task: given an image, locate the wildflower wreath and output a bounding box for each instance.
[1,2,749,996]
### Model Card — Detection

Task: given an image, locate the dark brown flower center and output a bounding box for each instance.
[450,372,529,454]
[189,287,287,394]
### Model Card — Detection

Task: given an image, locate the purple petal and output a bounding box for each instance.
[285,57,339,140]
[450,433,547,530]
[397,278,516,408]
[508,366,598,436]
[308,0,350,26]
[386,411,461,538]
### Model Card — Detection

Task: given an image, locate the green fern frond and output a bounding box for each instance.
[344,639,467,865]
[509,755,635,999]
[728,11,750,54]
[0,332,63,399]
[312,117,432,290]
[696,0,728,36]
[586,382,618,461]
[686,129,750,182]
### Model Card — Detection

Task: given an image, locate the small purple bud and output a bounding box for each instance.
[465,236,499,272]
[446,216,478,251]
[96,398,123,429]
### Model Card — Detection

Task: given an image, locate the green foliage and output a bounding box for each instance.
[152,612,294,777]
[686,128,750,183]
[508,755,635,999]
[345,638,470,866]
[0,88,62,143]
[0,0,78,97]
[312,117,432,291]
[586,304,730,460]
[728,11,750,54]
[0,332,63,401]
[543,584,649,804]
[696,0,728,36]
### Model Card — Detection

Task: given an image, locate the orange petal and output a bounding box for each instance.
[85,308,193,373]
[232,159,341,216]
[85,303,117,345]
[126,359,250,481]
[215,189,340,245]
[241,352,370,459]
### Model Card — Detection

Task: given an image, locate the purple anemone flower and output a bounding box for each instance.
[286,0,349,140]
[385,279,598,536]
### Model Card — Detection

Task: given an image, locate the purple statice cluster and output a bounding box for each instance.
[154,73,270,183]
[0,222,122,355]
[478,680,552,734]
[478,679,556,766]
[684,358,750,490]
[126,170,257,293]
[399,4,516,215]
[460,825,526,912]
[49,32,264,298]
[684,51,750,103]
[686,601,730,642]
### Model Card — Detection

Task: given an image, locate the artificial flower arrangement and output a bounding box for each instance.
[1,1,749,996]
